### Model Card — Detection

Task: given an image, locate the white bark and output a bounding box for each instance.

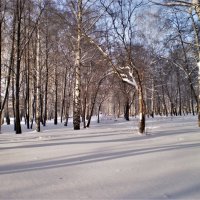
[84,34,138,90]
[36,27,40,132]
[150,0,192,7]
[122,78,138,89]
[73,0,82,130]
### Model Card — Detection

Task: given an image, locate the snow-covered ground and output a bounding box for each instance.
[0,115,200,199]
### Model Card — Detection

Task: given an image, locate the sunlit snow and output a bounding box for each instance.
[0,115,200,199]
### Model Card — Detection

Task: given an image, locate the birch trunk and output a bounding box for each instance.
[0,1,2,132]
[191,1,200,126]
[198,62,200,126]
[43,12,49,126]
[35,27,40,132]
[43,50,48,126]
[73,0,82,130]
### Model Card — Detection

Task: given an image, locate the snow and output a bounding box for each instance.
[0,115,200,199]
[122,77,138,89]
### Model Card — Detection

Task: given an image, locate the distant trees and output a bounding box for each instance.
[0,0,199,134]
[150,0,200,126]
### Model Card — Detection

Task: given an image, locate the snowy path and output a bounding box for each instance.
[0,116,200,199]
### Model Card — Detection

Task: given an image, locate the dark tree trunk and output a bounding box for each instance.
[82,95,87,128]
[124,99,130,121]
[64,87,71,126]
[97,103,103,123]
[30,94,36,129]
[43,61,48,126]
[150,80,155,118]
[15,0,23,134]
[138,86,145,134]
[86,97,95,128]
[26,50,30,129]
[12,61,16,131]
[43,16,49,126]
[54,68,58,125]
[6,93,10,125]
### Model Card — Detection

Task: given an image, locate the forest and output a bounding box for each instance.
[0,0,200,134]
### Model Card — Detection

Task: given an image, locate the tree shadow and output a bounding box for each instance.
[0,126,199,150]
[0,142,199,175]
[0,131,125,145]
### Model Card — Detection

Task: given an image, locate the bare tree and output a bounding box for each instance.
[150,0,200,126]
[72,0,82,130]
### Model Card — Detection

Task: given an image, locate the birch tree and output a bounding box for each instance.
[72,0,82,130]
[0,0,6,132]
[35,23,41,132]
[83,0,147,133]
[151,0,200,126]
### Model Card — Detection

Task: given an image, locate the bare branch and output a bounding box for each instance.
[149,0,193,7]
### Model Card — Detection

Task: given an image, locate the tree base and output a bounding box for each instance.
[139,113,145,134]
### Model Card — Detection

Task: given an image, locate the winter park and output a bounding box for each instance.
[1,0,200,199]
[0,115,200,199]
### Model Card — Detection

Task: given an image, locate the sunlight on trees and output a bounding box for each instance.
[0,0,199,134]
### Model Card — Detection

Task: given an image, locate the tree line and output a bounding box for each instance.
[0,0,199,134]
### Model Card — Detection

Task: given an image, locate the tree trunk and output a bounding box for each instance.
[150,79,155,118]
[30,94,35,129]
[0,2,2,133]
[97,103,102,123]
[189,8,200,125]
[64,101,70,126]
[73,0,82,130]
[86,80,103,128]
[12,59,16,131]
[35,27,40,132]
[61,68,67,123]
[54,67,58,125]
[124,98,130,121]
[117,98,121,118]
[43,57,48,126]
[43,16,49,126]
[6,92,10,125]
[138,86,145,134]
[86,96,95,128]
[198,62,200,126]
[64,86,72,126]
[26,50,30,129]
[15,0,22,134]
[82,95,87,128]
